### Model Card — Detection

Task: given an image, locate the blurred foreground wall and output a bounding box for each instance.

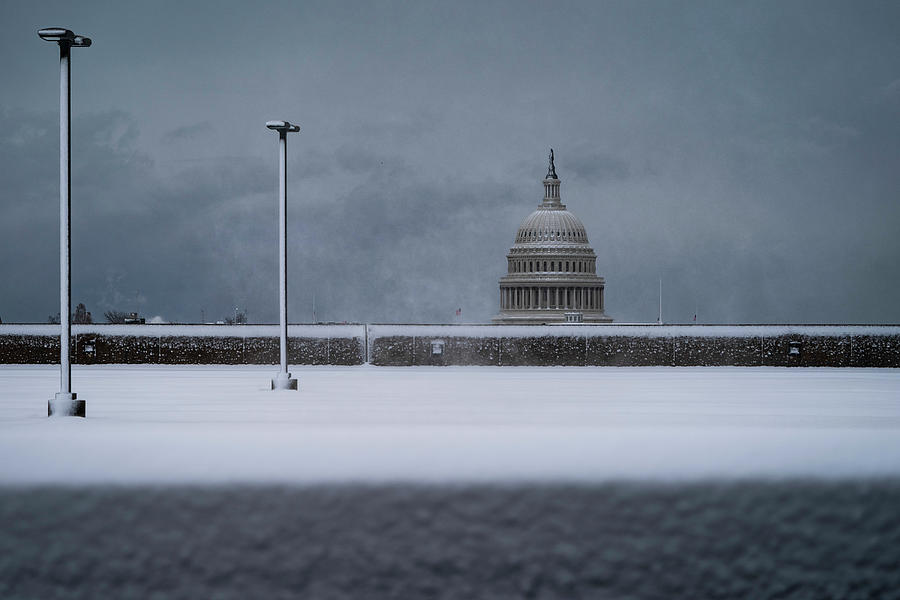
[1,324,899,367]
[2,482,900,599]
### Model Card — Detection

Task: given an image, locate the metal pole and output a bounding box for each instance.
[267,120,298,390]
[60,41,71,397]
[658,278,662,325]
[41,28,89,415]
[278,130,288,377]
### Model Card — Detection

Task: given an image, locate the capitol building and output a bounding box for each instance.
[493,151,612,324]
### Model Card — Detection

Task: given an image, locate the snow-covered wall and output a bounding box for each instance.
[1,323,899,366]
[367,324,900,367]
[0,324,365,365]
[0,324,362,338]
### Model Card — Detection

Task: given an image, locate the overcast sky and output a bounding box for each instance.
[1,0,898,324]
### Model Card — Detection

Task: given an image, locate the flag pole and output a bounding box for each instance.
[657,278,662,325]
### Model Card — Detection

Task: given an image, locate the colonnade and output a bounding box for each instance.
[500,286,604,311]
[545,181,560,199]
[509,258,596,274]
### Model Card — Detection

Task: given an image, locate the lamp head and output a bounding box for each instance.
[38,28,74,42]
[266,120,300,133]
[38,28,92,46]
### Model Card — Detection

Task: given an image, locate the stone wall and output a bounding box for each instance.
[2,324,899,367]
[0,324,365,366]
[366,325,900,367]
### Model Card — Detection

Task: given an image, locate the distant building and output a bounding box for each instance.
[124,312,145,324]
[493,151,612,324]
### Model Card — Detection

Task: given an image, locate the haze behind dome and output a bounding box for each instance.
[0,0,898,324]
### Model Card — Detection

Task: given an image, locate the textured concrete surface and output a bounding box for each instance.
[2,481,899,599]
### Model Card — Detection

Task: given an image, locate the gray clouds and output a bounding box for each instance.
[162,121,214,143]
[0,1,898,324]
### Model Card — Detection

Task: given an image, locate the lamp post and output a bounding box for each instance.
[39,28,91,417]
[266,120,299,390]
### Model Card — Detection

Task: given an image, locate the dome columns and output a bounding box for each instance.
[543,177,561,204]
[499,283,606,312]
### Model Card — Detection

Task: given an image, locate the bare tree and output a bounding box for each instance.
[73,303,92,324]
[104,310,128,324]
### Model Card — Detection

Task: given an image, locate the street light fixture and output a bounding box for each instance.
[39,28,91,417]
[266,120,300,390]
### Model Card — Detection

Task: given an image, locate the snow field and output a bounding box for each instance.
[1,365,899,484]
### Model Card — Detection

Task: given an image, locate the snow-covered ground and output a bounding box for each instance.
[3,366,900,598]
[1,365,899,484]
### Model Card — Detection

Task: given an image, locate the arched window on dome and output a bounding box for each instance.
[543,261,547,271]
[565,261,569,272]
[550,261,555,271]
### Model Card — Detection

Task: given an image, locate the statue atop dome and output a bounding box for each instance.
[546,148,558,179]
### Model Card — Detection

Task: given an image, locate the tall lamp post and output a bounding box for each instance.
[39,28,91,417]
[266,120,300,390]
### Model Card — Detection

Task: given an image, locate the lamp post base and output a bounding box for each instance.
[49,393,85,417]
[271,372,298,390]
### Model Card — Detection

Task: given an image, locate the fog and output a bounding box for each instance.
[1,1,898,324]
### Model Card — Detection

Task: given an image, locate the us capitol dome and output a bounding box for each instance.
[493,150,612,324]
